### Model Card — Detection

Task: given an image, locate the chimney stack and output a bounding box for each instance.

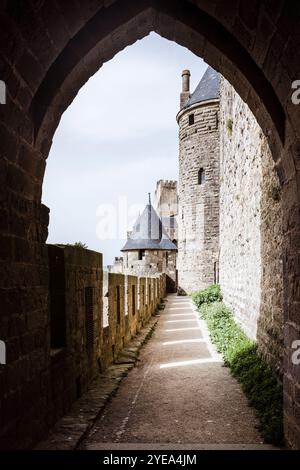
[180,69,190,108]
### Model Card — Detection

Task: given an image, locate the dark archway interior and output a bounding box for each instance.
[0,0,300,449]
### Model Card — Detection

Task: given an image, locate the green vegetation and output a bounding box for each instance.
[67,241,88,249]
[226,118,233,136]
[192,283,222,306]
[192,284,283,446]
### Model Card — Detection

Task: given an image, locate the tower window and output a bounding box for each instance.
[138,249,145,260]
[189,114,194,126]
[198,168,205,185]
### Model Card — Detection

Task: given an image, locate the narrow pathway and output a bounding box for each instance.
[81,295,271,450]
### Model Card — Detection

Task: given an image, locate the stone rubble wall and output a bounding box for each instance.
[219,78,283,374]
[177,101,220,294]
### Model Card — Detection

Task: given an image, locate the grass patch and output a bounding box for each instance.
[192,283,222,306]
[192,285,283,446]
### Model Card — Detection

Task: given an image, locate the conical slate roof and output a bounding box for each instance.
[183,66,220,109]
[121,203,177,252]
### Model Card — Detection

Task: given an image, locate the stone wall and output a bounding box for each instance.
[123,250,177,292]
[103,272,165,367]
[257,136,284,376]
[127,275,139,337]
[177,101,220,294]
[0,203,50,450]
[47,245,103,424]
[219,79,284,373]
[103,271,109,328]
[107,273,125,361]
[0,241,166,449]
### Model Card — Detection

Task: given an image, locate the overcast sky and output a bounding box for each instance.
[42,32,207,266]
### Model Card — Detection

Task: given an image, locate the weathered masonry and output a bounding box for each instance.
[0,0,300,450]
[0,242,165,449]
[48,245,103,424]
[218,78,284,377]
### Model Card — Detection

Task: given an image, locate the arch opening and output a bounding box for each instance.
[1,0,300,450]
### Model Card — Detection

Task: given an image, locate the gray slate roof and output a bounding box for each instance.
[121,204,178,252]
[183,66,220,109]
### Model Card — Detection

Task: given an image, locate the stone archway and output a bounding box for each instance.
[0,0,300,448]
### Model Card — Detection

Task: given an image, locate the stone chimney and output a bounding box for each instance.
[180,69,190,108]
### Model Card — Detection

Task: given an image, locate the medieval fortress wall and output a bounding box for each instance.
[218,78,283,372]
[257,135,283,375]
[219,78,263,340]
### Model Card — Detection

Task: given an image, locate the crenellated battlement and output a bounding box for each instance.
[155,179,177,188]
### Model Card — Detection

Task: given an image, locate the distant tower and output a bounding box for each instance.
[121,196,178,292]
[154,180,178,244]
[176,66,220,293]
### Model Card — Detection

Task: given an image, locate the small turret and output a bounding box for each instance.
[180,69,190,109]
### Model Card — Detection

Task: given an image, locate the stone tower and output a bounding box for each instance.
[177,66,220,294]
[154,180,178,244]
[154,180,178,218]
[121,196,178,292]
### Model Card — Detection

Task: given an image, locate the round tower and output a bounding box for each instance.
[176,66,220,294]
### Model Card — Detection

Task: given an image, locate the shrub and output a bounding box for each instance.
[192,284,222,308]
[193,289,283,446]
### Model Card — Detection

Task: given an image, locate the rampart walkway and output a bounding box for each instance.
[81,295,273,449]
